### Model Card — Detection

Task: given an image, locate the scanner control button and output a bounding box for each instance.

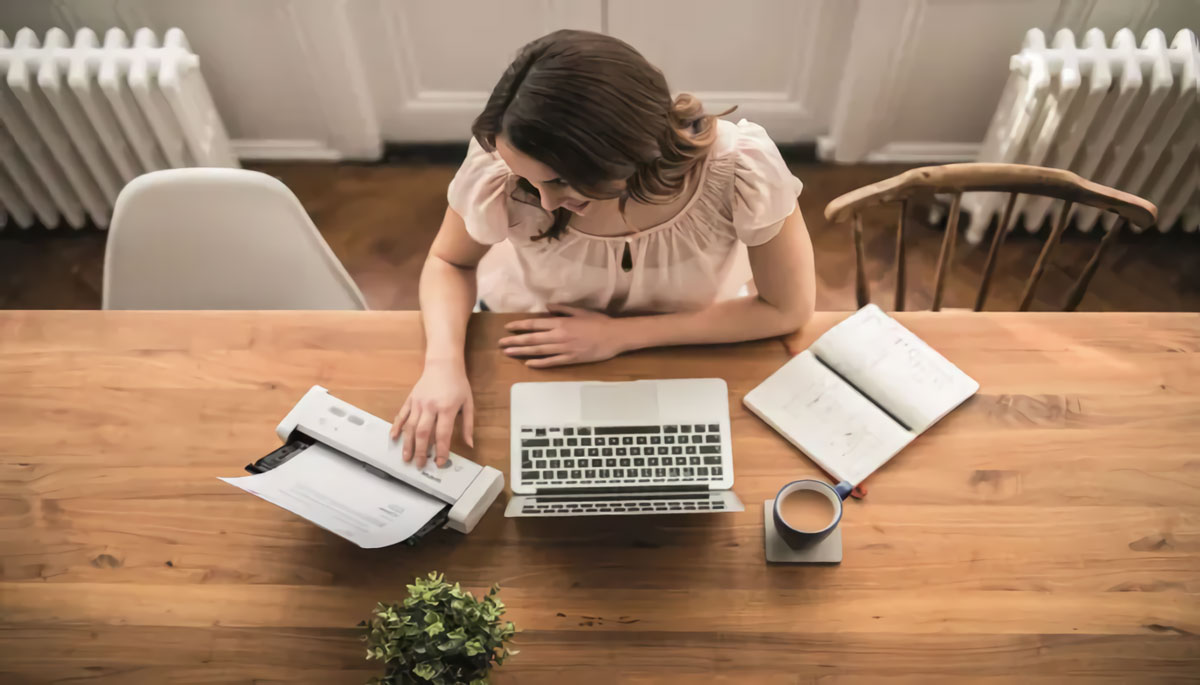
[328,406,346,417]
[347,414,365,426]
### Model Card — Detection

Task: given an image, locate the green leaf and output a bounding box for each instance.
[361,571,517,683]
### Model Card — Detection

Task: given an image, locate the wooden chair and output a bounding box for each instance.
[823,164,1158,312]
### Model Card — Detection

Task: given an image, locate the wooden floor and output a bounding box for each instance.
[2,160,1197,311]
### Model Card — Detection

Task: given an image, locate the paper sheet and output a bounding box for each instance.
[810,304,979,432]
[744,350,913,485]
[220,443,447,548]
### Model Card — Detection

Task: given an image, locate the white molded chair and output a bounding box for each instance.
[103,168,368,310]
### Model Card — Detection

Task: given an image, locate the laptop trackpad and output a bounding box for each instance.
[581,383,659,423]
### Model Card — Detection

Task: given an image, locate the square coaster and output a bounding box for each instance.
[764,499,842,564]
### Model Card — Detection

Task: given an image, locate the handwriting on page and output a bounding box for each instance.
[848,309,955,388]
[769,354,912,484]
[898,339,956,389]
[783,395,895,482]
[815,306,975,431]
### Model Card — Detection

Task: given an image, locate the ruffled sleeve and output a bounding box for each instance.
[447,138,512,245]
[731,120,804,246]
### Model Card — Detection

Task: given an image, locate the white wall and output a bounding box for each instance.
[604,0,855,140]
[348,0,604,143]
[0,0,854,158]
[2,0,1196,161]
[824,0,1200,162]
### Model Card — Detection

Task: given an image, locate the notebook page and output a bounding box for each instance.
[743,350,914,486]
[810,305,980,433]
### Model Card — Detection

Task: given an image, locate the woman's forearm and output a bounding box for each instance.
[617,295,813,352]
[418,255,477,367]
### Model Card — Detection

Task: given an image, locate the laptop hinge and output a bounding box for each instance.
[531,484,710,497]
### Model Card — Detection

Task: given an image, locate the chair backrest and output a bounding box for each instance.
[103,168,367,310]
[823,163,1158,311]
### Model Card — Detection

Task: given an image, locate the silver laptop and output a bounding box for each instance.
[505,379,744,517]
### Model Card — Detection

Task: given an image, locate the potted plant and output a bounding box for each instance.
[362,572,517,685]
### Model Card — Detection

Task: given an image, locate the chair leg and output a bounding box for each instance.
[895,200,907,312]
[931,193,962,312]
[1019,200,1073,312]
[853,214,869,308]
[1063,216,1125,311]
[975,192,1018,312]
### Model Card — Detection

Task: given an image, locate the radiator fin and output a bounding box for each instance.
[0,27,236,229]
[968,28,1199,241]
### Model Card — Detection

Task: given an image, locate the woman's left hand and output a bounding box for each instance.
[499,304,630,368]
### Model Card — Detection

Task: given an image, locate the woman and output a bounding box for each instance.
[392,29,816,467]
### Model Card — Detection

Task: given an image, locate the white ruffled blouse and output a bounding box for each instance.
[447,118,803,314]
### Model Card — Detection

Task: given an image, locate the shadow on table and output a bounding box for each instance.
[284,497,838,604]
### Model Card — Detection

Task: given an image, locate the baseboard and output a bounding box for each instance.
[232,139,345,162]
[233,139,464,164]
[232,138,820,165]
[776,142,818,164]
[376,141,818,166]
[815,135,838,162]
[863,142,981,163]
[380,142,470,164]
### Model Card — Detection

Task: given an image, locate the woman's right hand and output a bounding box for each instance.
[389,359,474,468]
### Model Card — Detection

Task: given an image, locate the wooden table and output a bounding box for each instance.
[1,311,1198,683]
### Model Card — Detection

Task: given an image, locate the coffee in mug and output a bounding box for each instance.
[772,479,853,548]
[778,487,836,532]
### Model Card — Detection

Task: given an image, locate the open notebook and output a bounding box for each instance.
[744,305,979,486]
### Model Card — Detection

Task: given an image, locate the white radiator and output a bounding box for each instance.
[965,28,1199,242]
[0,27,236,230]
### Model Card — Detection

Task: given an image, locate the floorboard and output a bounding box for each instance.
[2,161,1195,311]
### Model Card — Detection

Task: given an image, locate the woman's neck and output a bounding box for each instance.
[570,167,700,237]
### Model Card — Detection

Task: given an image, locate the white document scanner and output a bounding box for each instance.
[222,386,504,546]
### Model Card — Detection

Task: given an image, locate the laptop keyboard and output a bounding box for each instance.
[519,493,728,516]
[518,424,725,486]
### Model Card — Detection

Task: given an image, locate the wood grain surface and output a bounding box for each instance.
[2,311,1198,683]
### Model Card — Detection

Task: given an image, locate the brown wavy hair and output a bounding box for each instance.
[472,29,730,240]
